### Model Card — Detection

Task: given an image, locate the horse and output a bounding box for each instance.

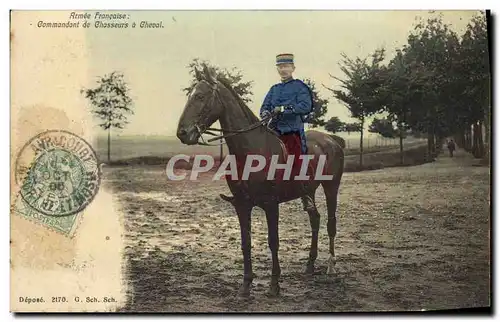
[176,65,344,297]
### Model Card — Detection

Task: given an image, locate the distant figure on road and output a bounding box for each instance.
[447,139,456,157]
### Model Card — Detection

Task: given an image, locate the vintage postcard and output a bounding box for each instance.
[10,10,491,312]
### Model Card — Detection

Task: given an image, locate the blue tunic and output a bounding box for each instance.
[259,78,313,153]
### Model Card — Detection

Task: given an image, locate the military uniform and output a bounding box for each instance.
[260,53,313,180]
[260,77,313,154]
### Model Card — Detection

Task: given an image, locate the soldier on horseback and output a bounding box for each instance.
[219,53,315,211]
[259,53,315,210]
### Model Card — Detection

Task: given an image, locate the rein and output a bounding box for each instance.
[195,82,276,146]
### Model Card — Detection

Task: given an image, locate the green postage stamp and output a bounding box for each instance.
[13,130,101,236]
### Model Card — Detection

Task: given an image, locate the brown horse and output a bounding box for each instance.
[177,65,344,296]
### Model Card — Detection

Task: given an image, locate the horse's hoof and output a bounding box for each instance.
[238,289,250,298]
[268,283,280,297]
[327,265,337,275]
[238,283,251,298]
[327,256,337,275]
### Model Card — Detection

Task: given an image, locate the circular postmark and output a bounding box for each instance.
[15,130,100,217]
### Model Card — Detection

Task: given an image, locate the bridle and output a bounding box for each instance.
[193,80,276,146]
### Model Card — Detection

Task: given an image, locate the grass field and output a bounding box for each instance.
[95,134,427,162]
[96,134,428,172]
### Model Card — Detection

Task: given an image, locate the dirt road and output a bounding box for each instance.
[106,149,490,312]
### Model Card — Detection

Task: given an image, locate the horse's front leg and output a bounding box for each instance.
[235,201,253,297]
[264,202,281,296]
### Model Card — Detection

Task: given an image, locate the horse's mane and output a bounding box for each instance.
[216,76,260,123]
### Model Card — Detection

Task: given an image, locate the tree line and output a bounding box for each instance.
[323,12,491,166]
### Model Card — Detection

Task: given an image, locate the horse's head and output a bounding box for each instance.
[177,65,225,145]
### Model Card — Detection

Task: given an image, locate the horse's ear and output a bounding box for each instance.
[202,64,217,84]
[194,68,202,81]
[202,64,210,79]
[209,68,218,84]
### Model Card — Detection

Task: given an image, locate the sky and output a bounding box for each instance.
[83,10,481,136]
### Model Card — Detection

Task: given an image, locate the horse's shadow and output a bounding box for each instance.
[121,245,353,312]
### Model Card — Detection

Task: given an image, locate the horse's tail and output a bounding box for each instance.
[329,134,346,149]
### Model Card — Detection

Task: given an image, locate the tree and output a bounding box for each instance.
[81,71,134,162]
[343,122,362,135]
[183,59,254,161]
[302,78,328,128]
[402,14,461,158]
[379,50,416,164]
[368,117,399,138]
[458,13,490,160]
[326,49,387,168]
[324,116,345,133]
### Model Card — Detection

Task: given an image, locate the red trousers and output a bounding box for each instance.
[279,133,304,179]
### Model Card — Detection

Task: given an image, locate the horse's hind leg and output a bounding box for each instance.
[322,180,341,275]
[305,192,320,274]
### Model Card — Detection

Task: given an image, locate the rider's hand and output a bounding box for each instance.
[273,106,285,114]
[260,110,272,119]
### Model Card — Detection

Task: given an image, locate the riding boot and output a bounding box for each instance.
[301,183,315,212]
